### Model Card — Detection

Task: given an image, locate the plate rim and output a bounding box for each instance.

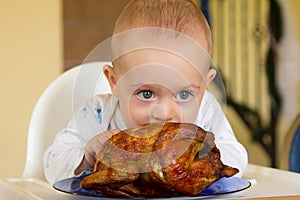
[53,173,251,199]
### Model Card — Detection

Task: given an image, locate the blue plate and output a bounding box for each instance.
[53,171,250,198]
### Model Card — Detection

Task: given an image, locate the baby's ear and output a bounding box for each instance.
[206,68,216,84]
[103,64,118,95]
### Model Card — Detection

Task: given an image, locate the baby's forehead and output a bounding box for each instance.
[118,49,208,75]
[112,28,211,77]
[115,63,206,94]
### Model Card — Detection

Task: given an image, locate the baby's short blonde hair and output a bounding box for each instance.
[113,0,212,55]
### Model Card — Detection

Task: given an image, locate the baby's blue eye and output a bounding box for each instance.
[138,90,153,100]
[176,91,193,101]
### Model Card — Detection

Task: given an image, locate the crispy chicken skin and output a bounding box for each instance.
[80,122,238,198]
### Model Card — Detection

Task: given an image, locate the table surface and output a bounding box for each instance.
[1,164,300,200]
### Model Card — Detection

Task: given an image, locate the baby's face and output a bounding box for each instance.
[108,49,209,128]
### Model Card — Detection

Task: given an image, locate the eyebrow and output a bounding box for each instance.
[179,85,202,93]
[129,83,201,91]
[184,84,201,89]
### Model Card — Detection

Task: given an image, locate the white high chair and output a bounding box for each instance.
[22,62,111,181]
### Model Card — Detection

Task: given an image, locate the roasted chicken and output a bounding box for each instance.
[80,122,238,198]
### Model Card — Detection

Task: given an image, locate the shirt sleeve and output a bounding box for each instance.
[43,95,112,184]
[43,120,85,184]
[196,91,248,177]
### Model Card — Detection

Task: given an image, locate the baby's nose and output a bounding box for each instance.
[150,103,177,122]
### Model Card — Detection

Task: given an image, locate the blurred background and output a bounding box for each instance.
[0,0,299,178]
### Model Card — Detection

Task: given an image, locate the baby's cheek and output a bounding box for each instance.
[128,104,151,126]
[179,101,201,123]
[181,107,199,123]
[118,94,147,127]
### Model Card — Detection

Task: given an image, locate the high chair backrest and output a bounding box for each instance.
[22,62,111,180]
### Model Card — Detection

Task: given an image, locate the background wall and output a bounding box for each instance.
[0,0,62,177]
[210,0,300,168]
[63,0,130,70]
[209,0,270,166]
[276,0,300,168]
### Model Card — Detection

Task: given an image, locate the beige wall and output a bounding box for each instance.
[287,0,300,39]
[0,0,62,177]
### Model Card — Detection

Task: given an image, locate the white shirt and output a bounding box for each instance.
[43,91,248,184]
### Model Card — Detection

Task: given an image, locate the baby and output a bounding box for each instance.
[44,0,248,183]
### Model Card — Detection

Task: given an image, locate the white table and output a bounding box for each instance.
[1,164,300,200]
